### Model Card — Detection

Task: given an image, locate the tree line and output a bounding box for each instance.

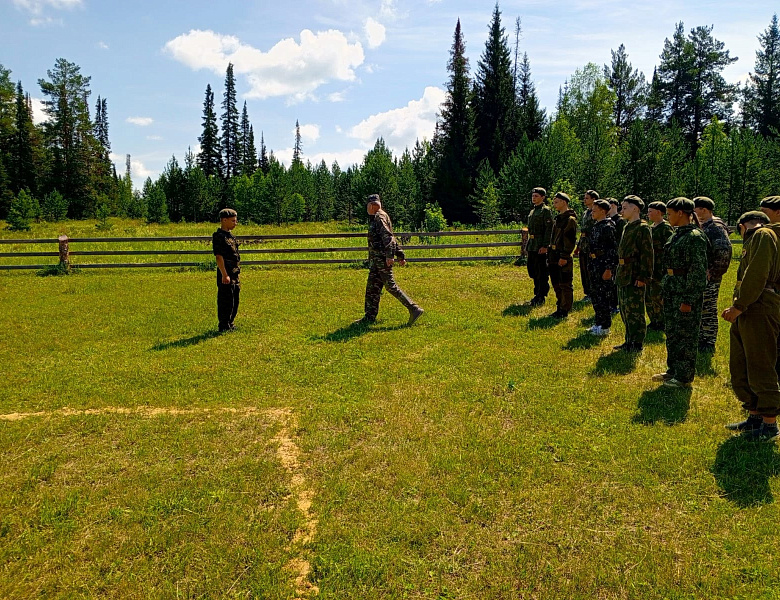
[1,5,779,231]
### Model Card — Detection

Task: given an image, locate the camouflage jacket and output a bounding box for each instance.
[611,213,625,243]
[577,208,594,250]
[368,209,404,260]
[700,217,732,281]
[616,219,653,287]
[526,203,553,253]
[587,218,618,277]
[661,224,709,304]
[212,228,241,276]
[548,209,578,260]
[733,224,780,315]
[650,220,675,281]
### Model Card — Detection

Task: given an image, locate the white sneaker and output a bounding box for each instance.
[587,325,602,335]
[596,327,610,337]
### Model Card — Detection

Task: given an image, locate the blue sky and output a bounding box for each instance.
[2,0,777,188]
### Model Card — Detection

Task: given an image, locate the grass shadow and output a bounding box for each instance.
[563,331,603,351]
[711,435,780,507]
[632,386,692,425]
[644,329,666,346]
[696,350,718,377]
[590,350,640,375]
[579,315,595,327]
[503,303,534,317]
[151,330,224,351]
[571,298,591,313]
[528,315,566,330]
[314,321,409,343]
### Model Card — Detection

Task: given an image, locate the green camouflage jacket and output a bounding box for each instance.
[661,224,709,304]
[733,224,780,315]
[616,219,653,287]
[650,220,674,281]
[526,203,553,253]
[577,208,594,250]
[700,216,732,281]
[368,209,404,260]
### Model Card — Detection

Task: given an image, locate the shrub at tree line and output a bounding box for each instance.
[1,9,779,231]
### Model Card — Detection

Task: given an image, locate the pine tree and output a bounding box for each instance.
[239,102,257,175]
[604,44,647,137]
[0,64,15,217]
[434,19,478,224]
[11,81,36,195]
[646,68,664,123]
[744,14,780,137]
[7,188,39,231]
[517,53,546,141]
[474,3,517,172]
[292,120,303,165]
[197,84,223,177]
[258,131,269,174]
[143,177,169,224]
[221,63,240,178]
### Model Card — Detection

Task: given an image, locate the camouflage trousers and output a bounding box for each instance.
[579,251,592,297]
[645,279,664,329]
[590,276,615,329]
[663,292,703,384]
[731,311,780,417]
[527,252,550,299]
[618,285,647,345]
[698,279,722,347]
[364,259,417,320]
[548,257,574,313]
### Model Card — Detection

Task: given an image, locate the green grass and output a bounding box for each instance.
[1,221,779,599]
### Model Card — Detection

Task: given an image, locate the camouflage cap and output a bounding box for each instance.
[759,196,780,210]
[554,191,571,203]
[666,197,695,212]
[219,208,238,219]
[532,187,547,197]
[647,201,667,213]
[366,194,381,204]
[592,199,611,211]
[738,210,770,226]
[607,197,619,206]
[622,195,645,211]
[693,196,715,210]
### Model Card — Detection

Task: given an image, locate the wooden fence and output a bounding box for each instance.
[0,229,529,271]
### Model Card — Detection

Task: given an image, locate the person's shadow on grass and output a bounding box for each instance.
[563,331,603,351]
[528,314,566,330]
[590,350,640,375]
[314,321,408,342]
[502,303,534,317]
[696,351,718,377]
[151,330,224,351]
[644,329,666,346]
[571,298,591,313]
[712,435,780,507]
[632,386,692,425]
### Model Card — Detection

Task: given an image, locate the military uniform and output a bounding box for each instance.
[548,208,578,315]
[617,219,653,347]
[526,202,554,302]
[578,208,595,298]
[587,218,618,330]
[212,227,241,331]
[729,221,780,419]
[647,219,675,329]
[363,209,420,322]
[699,216,732,349]
[610,213,625,309]
[661,224,709,384]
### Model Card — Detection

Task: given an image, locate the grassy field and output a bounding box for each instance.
[1,220,778,599]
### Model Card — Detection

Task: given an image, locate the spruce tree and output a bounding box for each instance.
[604,44,647,137]
[517,53,546,141]
[258,131,269,174]
[12,81,36,195]
[473,3,517,172]
[239,103,257,175]
[292,120,303,165]
[221,63,240,178]
[197,84,223,177]
[744,14,780,137]
[7,188,39,231]
[434,18,478,224]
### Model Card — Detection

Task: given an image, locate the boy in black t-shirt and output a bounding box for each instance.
[212,208,241,332]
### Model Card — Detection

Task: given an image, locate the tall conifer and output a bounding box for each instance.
[221,63,240,178]
[197,83,223,177]
[744,14,780,137]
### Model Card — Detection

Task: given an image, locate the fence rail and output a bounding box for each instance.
[0,229,528,271]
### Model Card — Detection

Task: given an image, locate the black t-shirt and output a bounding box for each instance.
[212,228,241,276]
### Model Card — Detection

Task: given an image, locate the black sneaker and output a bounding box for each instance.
[647,322,665,331]
[550,311,568,319]
[726,414,762,432]
[742,422,780,442]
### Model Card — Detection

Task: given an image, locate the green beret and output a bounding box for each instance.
[607,197,619,206]
[759,196,780,210]
[738,210,770,226]
[667,197,694,212]
[532,187,547,197]
[366,194,381,204]
[592,199,610,211]
[647,201,667,213]
[219,208,238,219]
[554,192,571,203]
[693,196,715,210]
[622,195,645,211]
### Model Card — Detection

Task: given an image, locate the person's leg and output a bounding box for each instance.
[670,296,703,383]
[364,262,384,321]
[580,251,591,297]
[646,279,664,329]
[229,282,240,328]
[380,264,417,310]
[217,283,232,331]
[549,263,562,311]
[560,260,574,314]
[698,280,721,349]
[743,312,780,418]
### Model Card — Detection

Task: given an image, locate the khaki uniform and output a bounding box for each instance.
[526,203,554,300]
[617,219,653,346]
[646,220,674,329]
[548,209,578,314]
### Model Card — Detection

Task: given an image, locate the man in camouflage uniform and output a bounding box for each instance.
[607,198,625,312]
[758,196,780,380]
[526,187,554,306]
[652,198,709,388]
[355,194,424,326]
[547,192,578,318]
[722,211,780,441]
[646,201,675,331]
[615,195,653,352]
[694,197,733,352]
[586,199,618,336]
[576,190,598,303]
[212,208,241,332]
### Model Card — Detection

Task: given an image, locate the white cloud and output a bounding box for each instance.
[275,147,366,169]
[13,0,82,14]
[296,123,320,143]
[29,98,48,125]
[164,29,365,103]
[335,125,343,133]
[364,17,386,49]
[126,116,154,126]
[379,0,396,19]
[328,91,347,102]
[110,153,157,188]
[97,41,109,50]
[348,86,445,155]
[146,135,163,141]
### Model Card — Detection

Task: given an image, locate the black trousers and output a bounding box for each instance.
[527,251,550,299]
[217,281,240,330]
[579,250,592,297]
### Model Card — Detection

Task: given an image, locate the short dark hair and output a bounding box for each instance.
[219,208,238,219]
[585,189,600,200]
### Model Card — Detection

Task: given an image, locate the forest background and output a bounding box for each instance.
[1,6,779,232]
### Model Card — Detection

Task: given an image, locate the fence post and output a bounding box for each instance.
[58,235,70,271]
